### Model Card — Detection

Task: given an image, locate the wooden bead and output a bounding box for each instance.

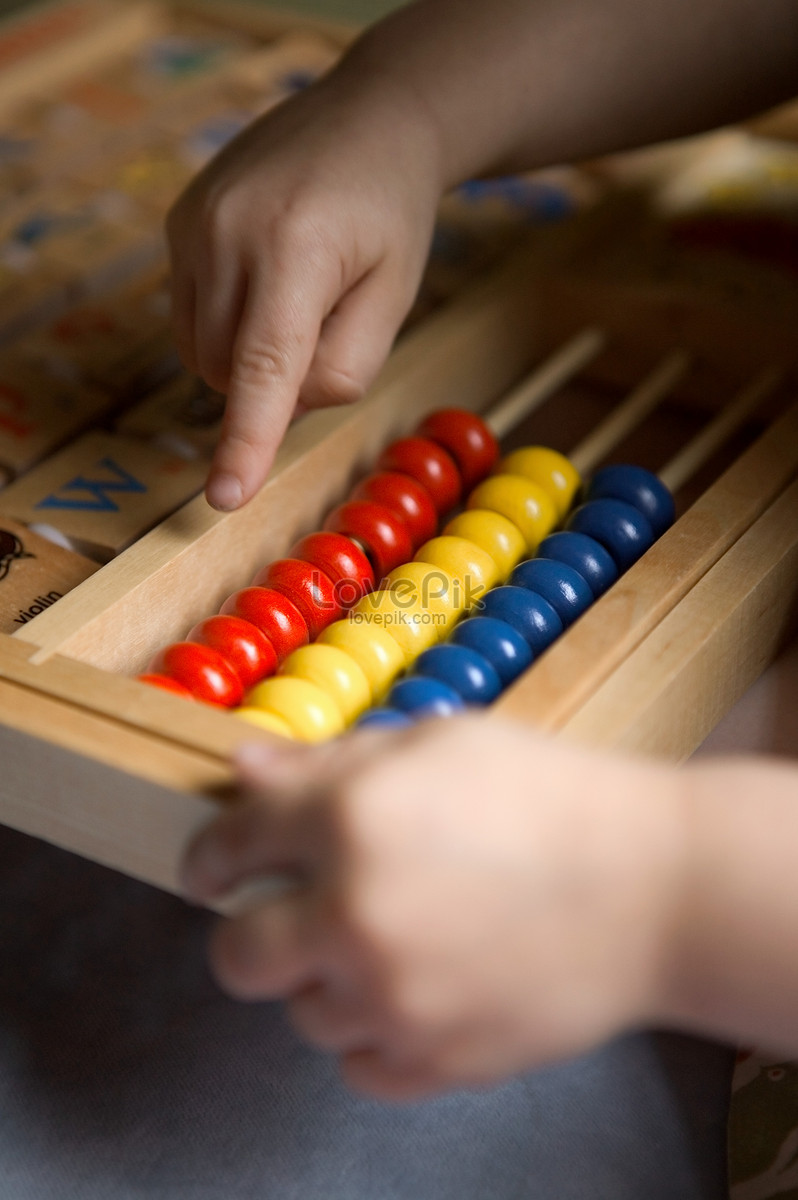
[349,471,437,549]
[281,643,372,724]
[220,587,309,662]
[254,558,342,639]
[137,673,194,699]
[289,530,375,609]
[187,614,277,690]
[478,586,563,656]
[509,557,593,626]
[413,643,502,705]
[451,616,533,685]
[318,618,406,702]
[352,588,439,664]
[566,498,655,572]
[376,437,462,514]
[443,509,526,581]
[416,408,499,490]
[234,707,295,738]
[147,642,244,708]
[246,676,345,742]
[467,474,557,553]
[324,500,414,580]
[388,676,465,718]
[536,532,618,598]
[415,535,500,607]
[385,560,462,632]
[585,464,675,537]
[499,447,581,520]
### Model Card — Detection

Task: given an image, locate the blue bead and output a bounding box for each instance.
[414,643,502,705]
[356,707,414,729]
[477,586,563,655]
[566,498,655,572]
[389,676,466,717]
[586,464,675,537]
[451,616,533,686]
[536,531,618,598]
[509,557,593,626]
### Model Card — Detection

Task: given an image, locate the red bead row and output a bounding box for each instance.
[142,409,500,706]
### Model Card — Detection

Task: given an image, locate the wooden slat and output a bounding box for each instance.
[0,516,98,632]
[0,633,274,762]
[0,693,224,896]
[0,430,207,558]
[0,0,164,115]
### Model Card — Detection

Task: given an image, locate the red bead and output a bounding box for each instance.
[187,614,278,690]
[416,409,499,490]
[289,530,375,610]
[349,471,437,549]
[253,558,342,640]
[376,437,462,514]
[323,500,414,581]
[147,642,244,708]
[137,673,194,699]
[220,587,308,662]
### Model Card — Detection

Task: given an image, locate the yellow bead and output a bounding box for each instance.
[498,447,582,521]
[443,510,526,581]
[318,619,405,702]
[234,707,295,739]
[246,677,344,742]
[415,535,500,607]
[385,560,462,633]
[467,474,557,553]
[352,588,439,665]
[281,643,372,725]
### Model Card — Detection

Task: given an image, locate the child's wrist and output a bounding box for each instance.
[646,764,723,1036]
[332,21,462,195]
[618,765,695,1032]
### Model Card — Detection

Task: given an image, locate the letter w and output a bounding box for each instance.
[35,457,147,512]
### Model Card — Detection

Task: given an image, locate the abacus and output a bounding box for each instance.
[1,0,798,900]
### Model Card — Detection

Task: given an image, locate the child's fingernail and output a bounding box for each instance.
[207,472,243,511]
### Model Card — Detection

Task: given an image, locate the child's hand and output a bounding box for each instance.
[181,717,685,1099]
[167,69,443,511]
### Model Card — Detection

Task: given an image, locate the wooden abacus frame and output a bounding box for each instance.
[1,0,798,900]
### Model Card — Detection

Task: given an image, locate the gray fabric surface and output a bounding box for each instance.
[0,824,732,1200]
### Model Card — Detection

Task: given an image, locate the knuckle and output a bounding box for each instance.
[232,338,296,389]
[304,363,367,409]
[270,201,328,262]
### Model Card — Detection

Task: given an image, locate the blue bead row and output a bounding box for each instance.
[357,463,673,726]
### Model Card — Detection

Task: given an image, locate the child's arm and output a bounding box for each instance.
[167,0,798,511]
[180,716,798,1099]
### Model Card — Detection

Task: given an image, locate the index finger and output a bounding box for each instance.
[204,265,329,511]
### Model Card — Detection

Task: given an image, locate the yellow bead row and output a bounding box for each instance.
[236,447,581,741]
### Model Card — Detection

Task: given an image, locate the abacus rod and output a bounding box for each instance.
[658,366,785,494]
[569,350,691,477]
[485,327,606,440]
